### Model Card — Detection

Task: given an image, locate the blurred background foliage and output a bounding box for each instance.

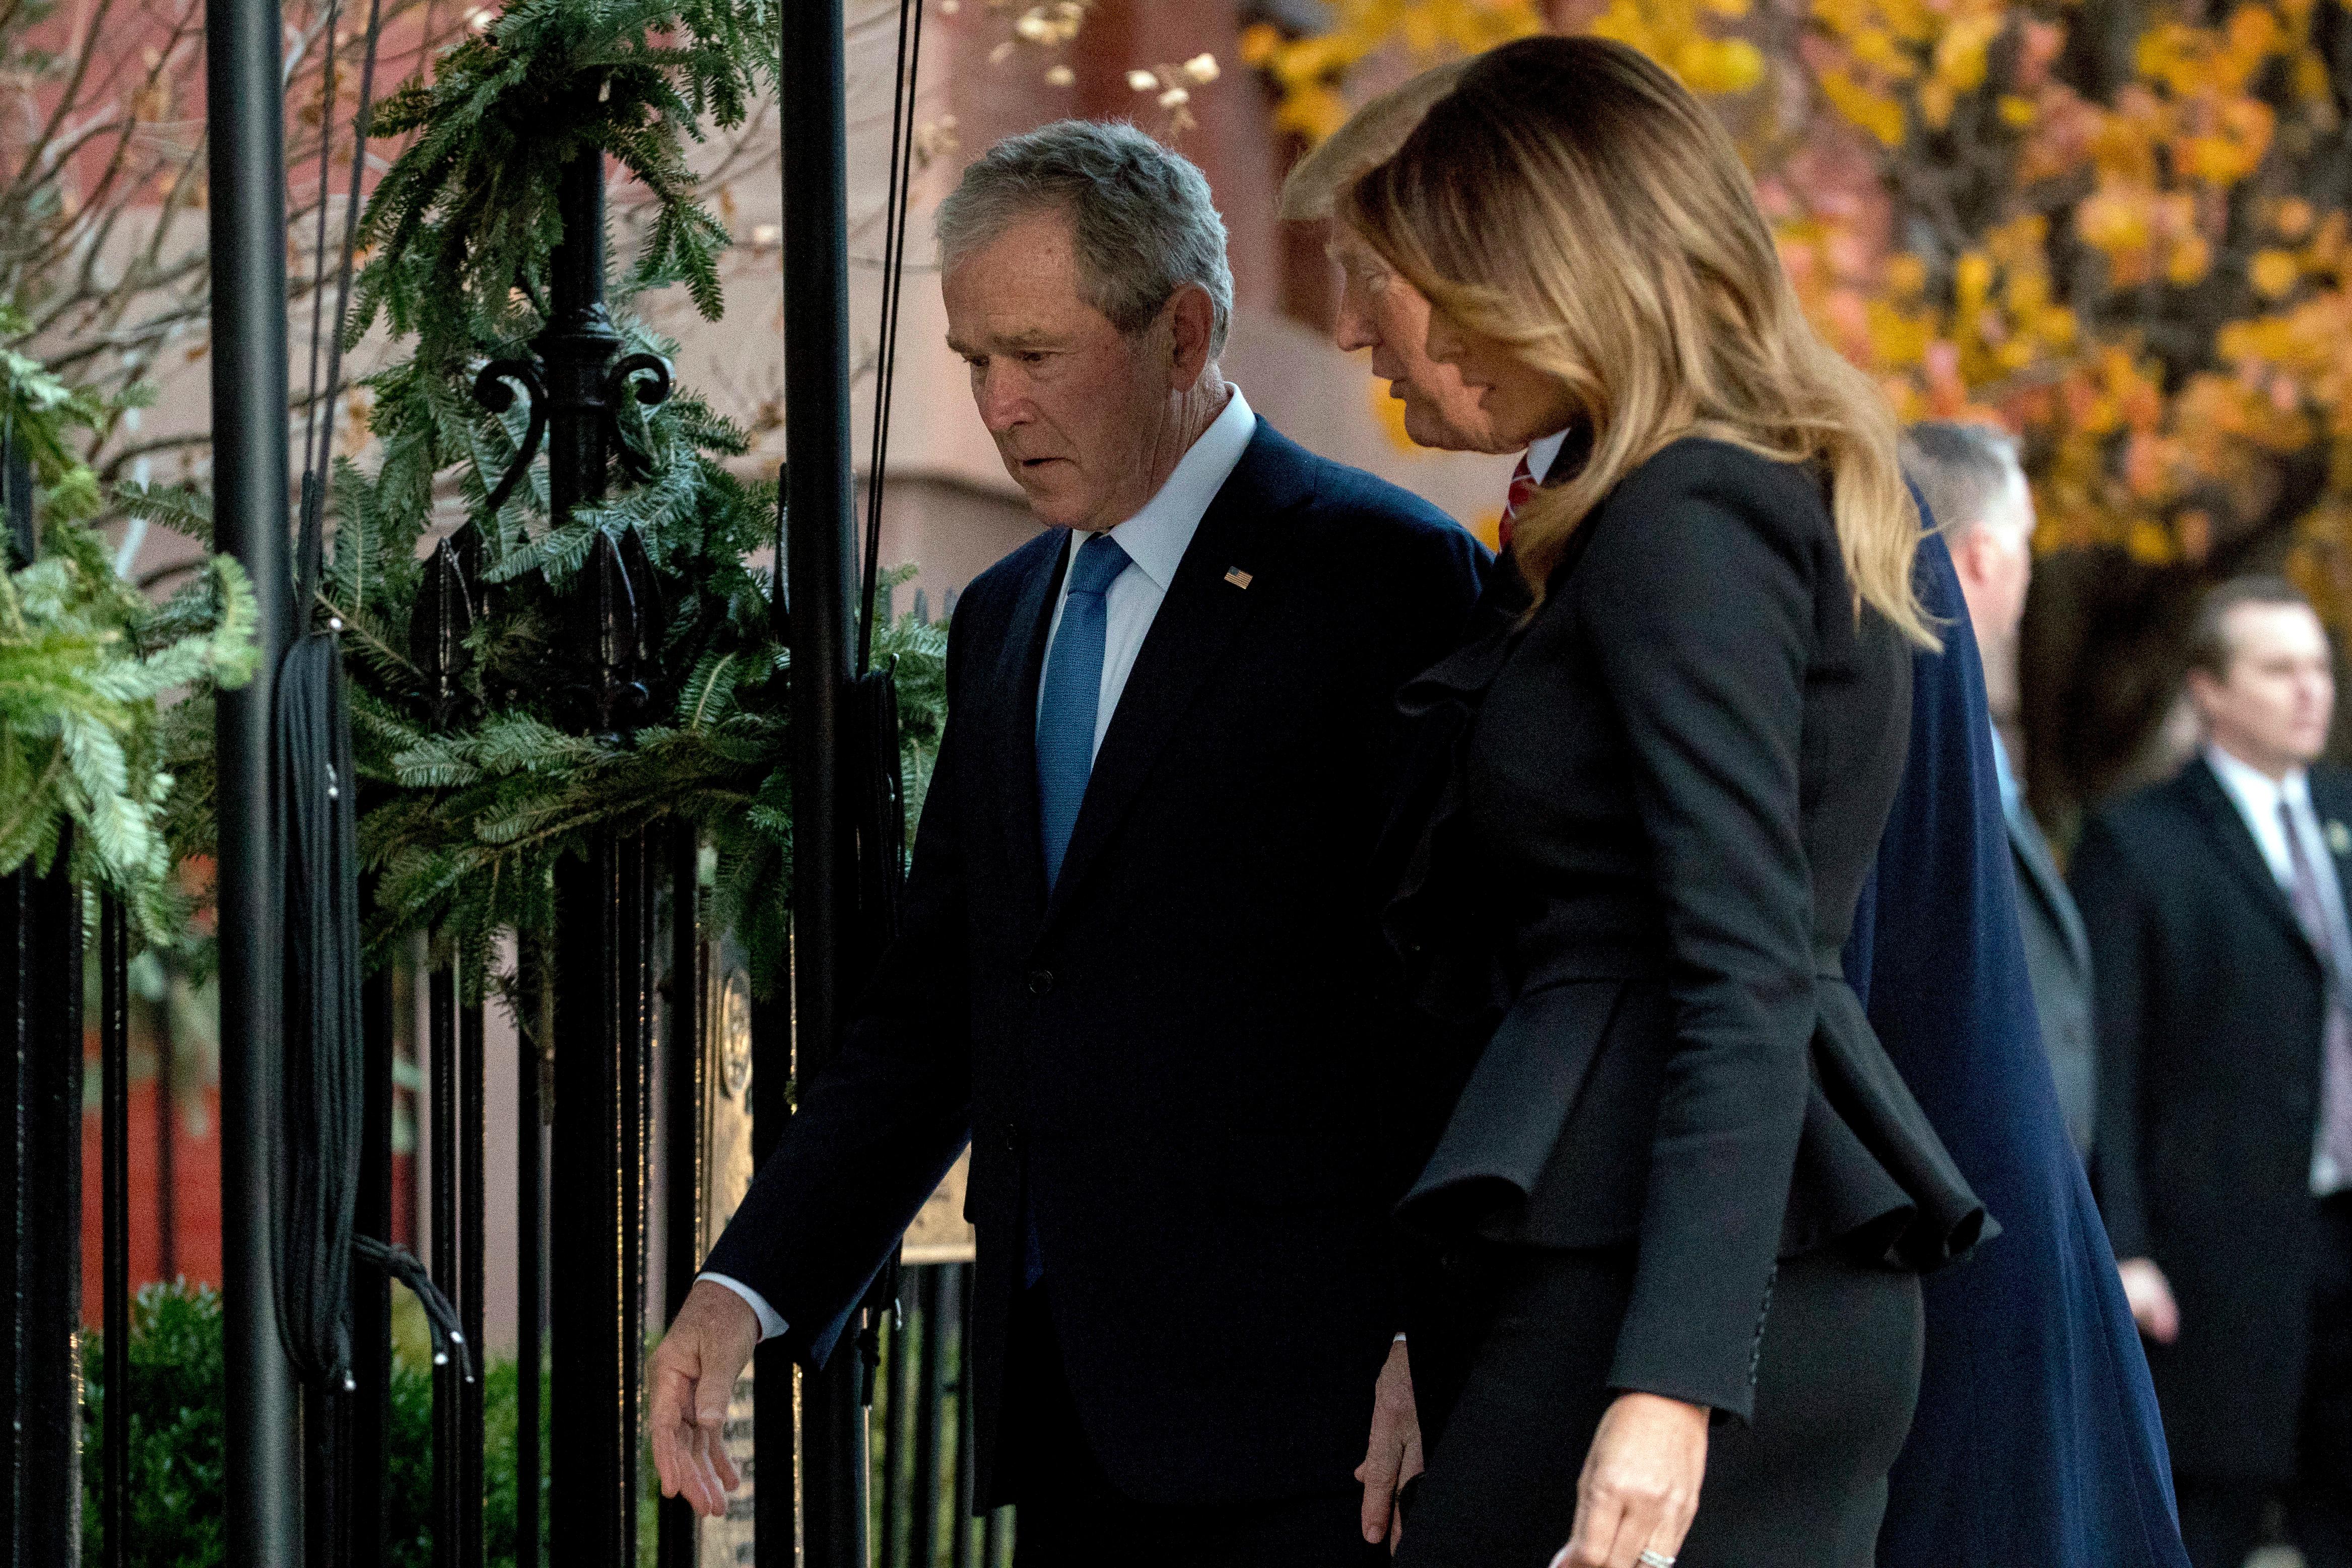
[1242,0,2352,825]
[77,1281,652,1568]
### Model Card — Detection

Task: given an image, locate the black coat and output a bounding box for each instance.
[699,418,1487,1508]
[1385,437,1986,1421]
[2008,799,2097,1155]
[2073,755,2350,1480]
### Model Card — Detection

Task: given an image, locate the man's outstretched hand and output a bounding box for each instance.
[1356,1337,1424,1551]
[649,1280,762,1518]
[2118,1257,2180,1344]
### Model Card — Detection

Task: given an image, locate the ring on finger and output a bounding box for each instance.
[1637,1553,1676,1568]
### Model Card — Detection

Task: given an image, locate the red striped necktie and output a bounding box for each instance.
[1500,450,1538,549]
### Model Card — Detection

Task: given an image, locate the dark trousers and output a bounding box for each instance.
[1001,1285,1384,1568]
[1397,1242,1921,1568]
[2177,1195,2352,1568]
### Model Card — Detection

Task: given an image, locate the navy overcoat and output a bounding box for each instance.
[1848,526,2188,1568]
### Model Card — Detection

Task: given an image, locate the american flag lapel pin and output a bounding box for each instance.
[2329,819,2350,857]
[1224,567,1253,589]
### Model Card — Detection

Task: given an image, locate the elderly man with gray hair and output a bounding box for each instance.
[1901,421,2097,1157]
[646,120,1486,1564]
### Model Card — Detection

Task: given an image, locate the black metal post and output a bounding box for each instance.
[207,0,300,1540]
[430,967,460,1567]
[543,154,623,532]
[304,1379,354,1568]
[658,825,707,1568]
[515,937,548,1568]
[910,1266,945,1568]
[424,969,486,1568]
[460,996,487,1568]
[946,1263,972,1568]
[551,836,654,1568]
[101,895,132,1568]
[157,974,177,1281]
[351,961,396,1568]
[541,144,654,1568]
[749,986,796,1563]
[880,1285,911,1566]
[781,0,866,1561]
[953,1264,979,1568]
[3,841,83,1566]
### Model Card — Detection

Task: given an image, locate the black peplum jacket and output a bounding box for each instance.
[1384,435,1988,1421]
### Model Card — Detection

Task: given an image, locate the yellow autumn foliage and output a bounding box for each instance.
[1249,0,2352,618]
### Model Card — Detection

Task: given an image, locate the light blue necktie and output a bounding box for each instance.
[1035,532,1130,889]
[1025,530,1126,1288]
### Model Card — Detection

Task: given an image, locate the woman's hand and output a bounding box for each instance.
[1551,1392,1710,1568]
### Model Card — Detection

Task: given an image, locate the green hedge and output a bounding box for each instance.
[79,1281,654,1567]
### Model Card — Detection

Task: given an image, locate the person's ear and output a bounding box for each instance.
[1164,284,1216,387]
[2184,666,2222,724]
[1947,525,1989,592]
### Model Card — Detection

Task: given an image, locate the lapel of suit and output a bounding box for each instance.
[2006,804,2092,975]
[2183,755,2315,960]
[985,535,1068,936]
[1036,425,1303,934]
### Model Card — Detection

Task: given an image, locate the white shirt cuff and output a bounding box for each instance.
[697,1272,788,1342]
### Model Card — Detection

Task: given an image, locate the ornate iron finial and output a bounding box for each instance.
[617,526,663,672]
[604,354,674,483]
[570,530,646,735]
[411,535,478,729]
[472,359,550,517]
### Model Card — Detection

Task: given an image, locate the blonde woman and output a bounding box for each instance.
[1357,37,1988,1568]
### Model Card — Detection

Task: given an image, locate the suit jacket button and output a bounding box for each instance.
[1027,969,1055,996]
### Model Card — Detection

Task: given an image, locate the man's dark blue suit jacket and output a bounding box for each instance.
[1850,527,2189,1568]
[701,419,1488,1511]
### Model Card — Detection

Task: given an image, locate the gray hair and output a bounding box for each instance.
[1901,421,2029,543]
[936,119,1234,356]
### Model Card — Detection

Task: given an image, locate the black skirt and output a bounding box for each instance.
[1395,1242,1924,1568]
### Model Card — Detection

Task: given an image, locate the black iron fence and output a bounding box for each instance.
[870,1264,1017,1568]
[36,830,1001,1568]
[7,0,934,1557]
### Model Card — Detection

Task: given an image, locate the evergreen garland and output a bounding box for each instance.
[0,315,258,942]
[349,0,777,364]
[186,0,949,994]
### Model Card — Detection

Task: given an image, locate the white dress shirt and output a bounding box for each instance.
[1035,385,1256,757]
[1524,425,1572,487]
[699,386,1259,1342]
[2202,742,2352,1194]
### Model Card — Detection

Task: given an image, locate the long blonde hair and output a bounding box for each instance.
[1339,35,1935,647]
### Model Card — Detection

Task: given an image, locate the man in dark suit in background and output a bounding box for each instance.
[2074,576,2352,1568]
[643,121,1486,1566]
[1902,421,2097,1156]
